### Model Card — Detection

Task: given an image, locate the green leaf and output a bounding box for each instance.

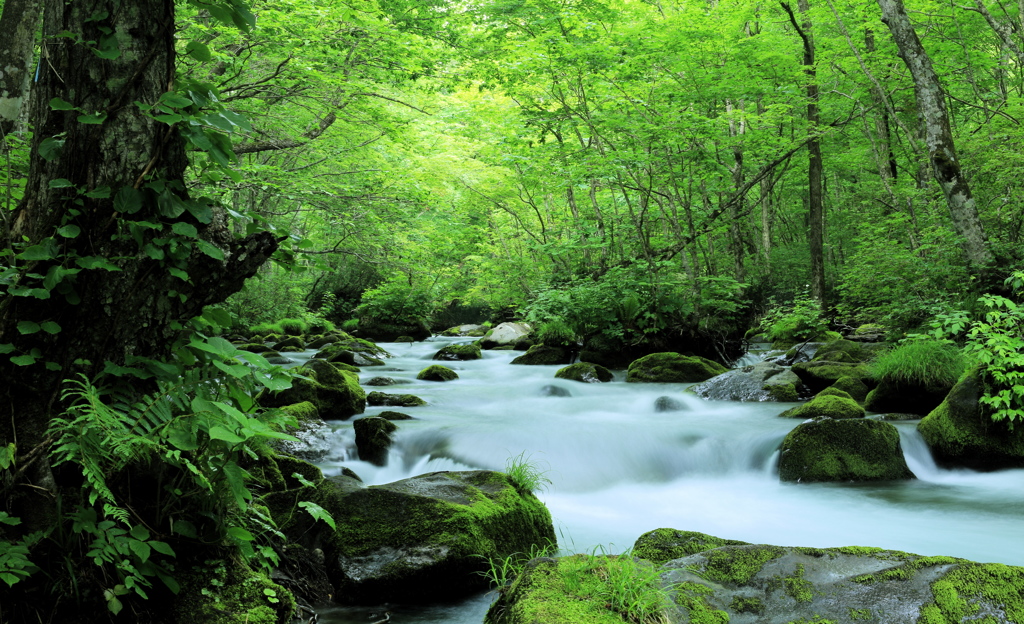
[298,501,336,530]
[84,186,111,199]
[40,322,61,334]
[185,202,214,224]
[143,244,165,260]
[49,97,77,111]
[196,239,225,260]
[77,256,121,271]
[18,239,58,261]
[157,191,187,218]
[0,344,14,354]
[38,137,64,161]
[159,92,194,108]
[209,426,246,444]
[77,112,108,124]
[10,355,36,366]
[186,41,213,62]
[171,222,198,238]
[17,321,41,335]
[226,526,254,542]
[48,178,74,189]
[113,186,143,214]
[154,113,182,125]
[57,225,81,238]
[168,267,189,282]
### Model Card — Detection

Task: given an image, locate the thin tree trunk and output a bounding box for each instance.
[877,0,994,268]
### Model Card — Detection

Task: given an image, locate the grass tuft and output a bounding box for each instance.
[871,339,966,388]
[504,452,552,494]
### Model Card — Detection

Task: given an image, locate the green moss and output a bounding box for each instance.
[812,339,876,363]
[694,545,784,585]
[851,555,963,585]
[174,558,294,624]
[626,352,728,384]
[765,382,799,402]
[260,359,366,419]
[730,596,765,614]
[510,344,572,365]
[792,361,873,392]
[632,529,749,565]
[417,364,459,381]
[366,391,427,407]
[783,564,814,603]
[675,581,730,624]
[815,387,853,400]
[778,418,915,482]
[917,563,1024,624]
[832,376,869,402]
[849,608,873,620]
[779,394,865,419]
[433,343,483,360]
[278,401,319,426]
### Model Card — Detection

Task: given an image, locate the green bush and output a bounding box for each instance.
[307,318,335,334]
[966,271,1024,425]
[355,278,436,326]
[536,319,577,347]
[250,322,283,336]
[871,339,966,388]
[759,293,828,345]
[278,318,309,336]
[341,319,359,332]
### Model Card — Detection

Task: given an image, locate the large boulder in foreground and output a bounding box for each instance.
[626,352,727,384]
[480,322,533,349]
[918,367,1024,470]
[779,418,914,482]
[325,470,555,604]
[488,533,1024,624]
[260,359,366,420]
[691,361,802,401]
[554,362,613,383]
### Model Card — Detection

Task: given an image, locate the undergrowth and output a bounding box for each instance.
[871,339,966,388]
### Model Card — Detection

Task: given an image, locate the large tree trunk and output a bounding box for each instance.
[782,0,826,308]
[877,0,994,268]
[0,0,41,137]
[0,0,277,533]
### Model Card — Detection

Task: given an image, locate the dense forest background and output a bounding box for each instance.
[2,0,1024,621]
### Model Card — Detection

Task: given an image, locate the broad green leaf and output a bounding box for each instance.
[77,112,108,124]
[38,137,64,161]
[49,97,77,111]
[171,222,198,238]
[209,426,246,444]
[10,355,36,366]
[186,41,212,62]
[16,321,41,335]
[57,225,81,238]
[113,187,143,214]
[40,322,61,334]
[196,240,225,260]
[48,178,74,189]
[225,526,254,542]
[298,501,336,529]
[84,186,111,199]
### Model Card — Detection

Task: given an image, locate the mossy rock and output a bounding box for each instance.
[692,361,802,402]
[358,317,432,342]
[633,528,750,565]
[173,558,295,624]
[417,364,459,382]
[367,391,427,407]
[272,336,306,351]
[238,343,274,354]
[305,336,335,349]
[791,360,873,393]
[510,344,572,365]
[315,345,385,367]
[325,470,556,604]
[395,335,416,343]
[816,386,854,400]
[379,410,415,420]
[778,392,864,419]
[865,379,952,416]
[764,382,799,402]
[278,401,319,426]
[364,376,402,386]
[260,359,366,420]
[779,418,914,482]
[553,362,613,383]
[832,375,869,402]
[354,416,398,466]
[314,334,392,360]
[811,339,878,363]
[433,343,483,361]
[918,367,1024,470]
[625,352,727,384]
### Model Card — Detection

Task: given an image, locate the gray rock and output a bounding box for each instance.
[274,419,331,462]
[354,416,397,466]
[539,385,571,397]
[654,396,687,412]
[691,361,802,402]
[480,322,532,349]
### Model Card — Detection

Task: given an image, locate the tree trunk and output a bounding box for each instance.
[782,0,826,308]
[877,0,994,268]
[0,0,41,137]
[0,0,277,533]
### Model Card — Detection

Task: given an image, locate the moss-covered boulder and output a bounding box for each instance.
[779,394,865,420]
[816,386,853,400]
[273,402,330,461]
[417,364,459,382]
[626,352,727,384]
[441,324,486,337]
[811,339,880,363]
[354,416,397,466]
[433,343,482,361]
[379,410,414,420]
[510,344,573,365]
[865,379,953,416]
[691,361,802,401]
[918,367,1024,470]
[314,334,391,361]
[357,317,432,342]
[364,376,401,386]
[238,343,275,354]
[832,375,869,402]
[791,360,873,393]
[633,529,749,565]
[394,335,416,343]
[260,359,366,420]
[554,362,613,383]
[325,470,555,604]
[272,336,306,351]
[367,391,427,407]
[779,418,914,482]
[174,558,295,624]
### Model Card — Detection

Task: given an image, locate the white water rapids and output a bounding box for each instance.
[308,336,1024,623]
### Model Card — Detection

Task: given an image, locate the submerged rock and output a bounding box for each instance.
[554,362,613,383]
[691,361,802,401]
[654,396,687,412]
[918,367,1024,470]
[626,352,727,384]
[539,385,572,397]
[325,470,556,604]
[353,416,397,466]
[779,418,914,482]
[364,376,402,386]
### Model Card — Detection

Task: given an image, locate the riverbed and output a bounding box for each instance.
[310,336,1024,623]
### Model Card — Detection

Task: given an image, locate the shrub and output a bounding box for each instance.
[759,293,828,345]
[307,318,335,334]
[341,319,359,332]
[535,319,577,348]
[250,322,282,336]
[871,340,966,388]
[355,278,436,326]
[278,318,309,336]
[966,271,1024,425]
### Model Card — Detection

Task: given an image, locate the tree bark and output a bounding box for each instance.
[877,0,994,268]
[782,0,826,308]
[0,0,278,532]
[0,0,41,137]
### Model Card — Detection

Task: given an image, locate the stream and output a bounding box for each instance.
[307,336,1024,624]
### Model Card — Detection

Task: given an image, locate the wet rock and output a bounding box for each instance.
[779,418,914,482]
[273,402,330,461]
[324,470,555,604]
[417,365,459,382]
[378,410,415,420]
[633,528,749,565]
[367,391,427,407]
[626,352,727,384]
[364,376,401,386]
[554,362,613,383]
[779,393,865,419]
[273,336,306,351]
[539,385,572,397]
[480,322,533,349]
[791,360,873,393]
[354,416,397,466]
[691,361,802,402]
[441,324,486,337]
[260,359,366,420]
[510,345,572,365]
[433,343,482,361]
[865,378,952,416]
[654,396,687,412]
[831,375,869,402]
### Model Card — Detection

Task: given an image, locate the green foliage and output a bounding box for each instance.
[504,452,552,494]
[966,272,1024,425]
[355,278,436,326]
[871,340,966,388]
[535,319,577,348]
[480,540,556,589]
[278,318,308,336]
[759,293,827,345]
[559,549,673,624]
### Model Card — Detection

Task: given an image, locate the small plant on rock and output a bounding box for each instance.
[504,452,552,494]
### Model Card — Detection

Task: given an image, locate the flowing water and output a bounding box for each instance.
[312,336,1024,623]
